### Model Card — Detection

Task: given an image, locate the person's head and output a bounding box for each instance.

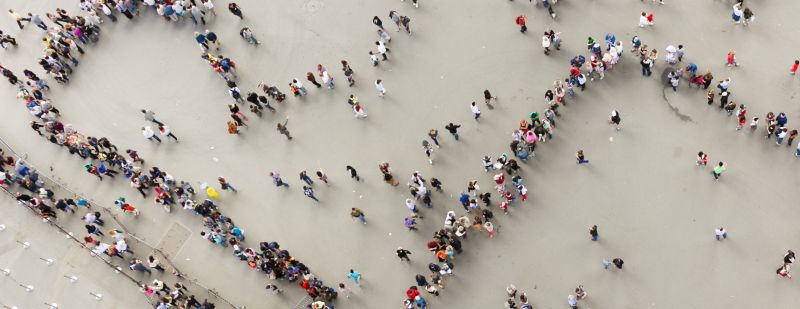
[578,150,584,155]
[377,79,382,84]
[718,162,724,166]
[471,101,476,106]
[678,44,683,49]
[698,151,704,157]
[641,12,646,16]
[795,60,799,65]
[339,283,345,288]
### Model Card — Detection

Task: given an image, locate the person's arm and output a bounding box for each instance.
[283,118,288,127]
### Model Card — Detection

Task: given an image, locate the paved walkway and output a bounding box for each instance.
[1,0,799,308]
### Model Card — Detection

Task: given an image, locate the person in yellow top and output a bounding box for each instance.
[8,9,30,29]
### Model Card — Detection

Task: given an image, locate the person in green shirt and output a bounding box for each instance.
[712,162,726,180]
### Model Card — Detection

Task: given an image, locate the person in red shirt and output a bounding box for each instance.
[790,60,799,75]
[515,15,527,33]
[406,286,421,299]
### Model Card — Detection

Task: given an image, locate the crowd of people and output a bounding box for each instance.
[1,0,798,308]
[1,1,338,308]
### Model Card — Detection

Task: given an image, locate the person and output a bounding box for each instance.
[484,221,495,238]
[696,152,708,166]
[567,294,578,309]
[299,171,314,186]
[158,125,179,141]
[484,89,497,106]
[612,258,624,269]
[337,165,360,182]
[372,16,383,29]
[786,129,799,146]
[470,101,481,120]
[227,121,239,135]
[515,15,527,33]
[791,60,799,75]
[350,207,367,224]
[727,51,738,67]
[316,170,329,183]
[782,251,794,265]
[8,9,30,29]
[27,13,48,30]
[796,141,800,157]
[265,284,283,295]
[303,186,319,202]
[777,263,792,278]
[732,3,744,23]
[641,56,653,76]
[347,269,361,286]
[203,31,222,51]
[218,177,236,192]
[715,227,727,241]
[576,150,589,164]
[342,60,356,86]
[239,27,259,44]
[542,32,551,55]
[307,72,322,88]
[428,129,440,148]
[375,79,386,97]
[369,51,379,66]
[396,247,412,261]
[129,259,151,274]
[142,126,161,142]
[638,12,649,27]
[277,119,292,140]
[712,162,726,180]
[422,141,434,164]
[141,109,164,126]
[575,285,587,300]
[777,128,788,145]
[291,79,307,95]
[589,225,599,241]
[506,284,517,298]
[228,2,243,19]
[610,110,621,130]
[148,256,166,271]
[0,30,18,49]
[269,172,289,187]
[376,41,389,61]
[445,123,461,140]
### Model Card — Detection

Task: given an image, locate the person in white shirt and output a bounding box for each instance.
[142,126,161,142]
[369,51,379,66]
[202,0,216,15]
[715,227,727,241]
[638,12,648,28]
[375,79,386,97]
[375,41,389,60]
[470,101,481,120]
